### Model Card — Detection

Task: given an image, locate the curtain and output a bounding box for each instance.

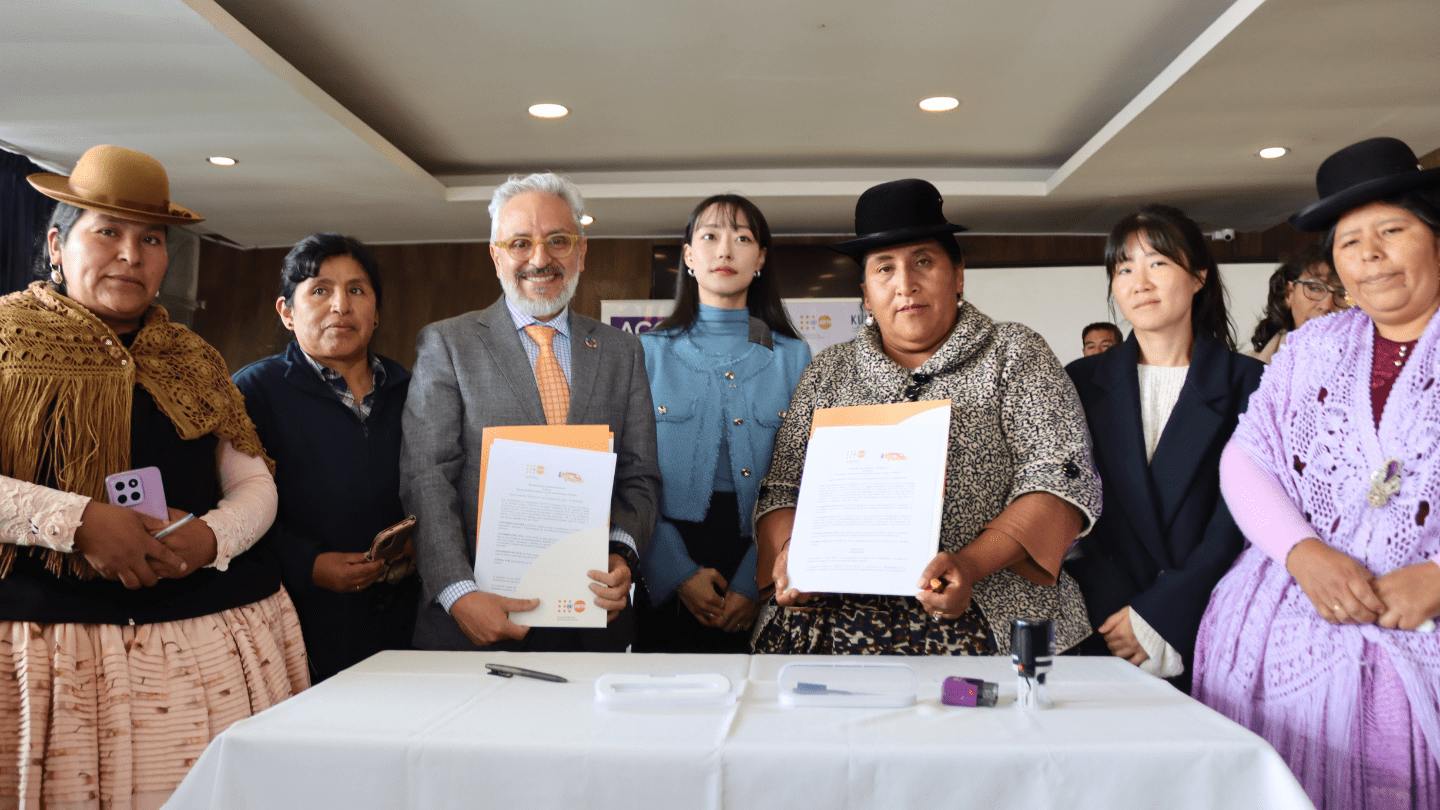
[1,148,58,296]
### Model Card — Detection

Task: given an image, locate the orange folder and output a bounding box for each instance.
[476,425,614,552]
[809,399,952,435]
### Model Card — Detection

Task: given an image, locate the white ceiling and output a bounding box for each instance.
[2,0,1436,247]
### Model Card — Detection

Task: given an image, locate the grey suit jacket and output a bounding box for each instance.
[400,297,660,650]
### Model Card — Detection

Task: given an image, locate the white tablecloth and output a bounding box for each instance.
[165,652,1314,810]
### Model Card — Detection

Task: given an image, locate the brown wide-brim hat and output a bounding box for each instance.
[27,144,204,225]
[1289,137,1440,232]
[830,178,967,261]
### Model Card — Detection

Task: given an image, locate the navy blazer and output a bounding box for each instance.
[1064,332,1263,687]
[234,342,416,681]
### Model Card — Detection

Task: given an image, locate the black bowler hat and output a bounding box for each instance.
[830,178,967,261]
[1289,137,1440,232]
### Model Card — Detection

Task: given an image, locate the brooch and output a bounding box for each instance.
[585,337,599,348]
[1368,458,1403,507]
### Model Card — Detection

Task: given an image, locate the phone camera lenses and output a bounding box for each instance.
[114,482,124,491]
[117,494,128,504]
[129,478,139,488]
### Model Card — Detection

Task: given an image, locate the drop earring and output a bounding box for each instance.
[864,311,875,327]
[686,267,695,277]
[49,264,63,285]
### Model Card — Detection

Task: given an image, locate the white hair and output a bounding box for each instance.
[488,172,586,241]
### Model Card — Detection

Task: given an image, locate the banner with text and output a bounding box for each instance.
[601,298,862,357]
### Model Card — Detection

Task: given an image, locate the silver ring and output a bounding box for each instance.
[1333,604,1343,614]
[932,611,943,621]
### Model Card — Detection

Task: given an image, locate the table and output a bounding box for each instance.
[165,652,1314,810]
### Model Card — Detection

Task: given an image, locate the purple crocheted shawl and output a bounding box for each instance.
[1194,306,1440,805]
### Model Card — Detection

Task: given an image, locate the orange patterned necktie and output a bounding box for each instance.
[523,324,569,425]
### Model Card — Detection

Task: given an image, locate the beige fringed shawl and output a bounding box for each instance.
[0,282,271,579]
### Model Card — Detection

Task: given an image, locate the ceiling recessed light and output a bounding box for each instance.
[580,215,594,226]
[1258,146,1288,159]
[918,96,960,112]
[528,103,569,119]
[207,156,237,166]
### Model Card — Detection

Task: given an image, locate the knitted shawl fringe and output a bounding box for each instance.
[0,282,271,579]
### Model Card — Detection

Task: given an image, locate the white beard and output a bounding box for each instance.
[500,265,580,319]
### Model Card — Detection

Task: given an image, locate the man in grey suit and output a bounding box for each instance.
[401,172,659,651]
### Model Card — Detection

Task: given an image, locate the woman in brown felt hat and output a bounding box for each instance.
[1194,137,1440,809]
[0,145,308,808]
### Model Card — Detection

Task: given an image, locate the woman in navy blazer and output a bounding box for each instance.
[234,233,417,681]
[1065,205,1263,693]
[636,195,810,653]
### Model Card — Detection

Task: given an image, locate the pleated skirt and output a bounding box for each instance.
[0,588,308,810]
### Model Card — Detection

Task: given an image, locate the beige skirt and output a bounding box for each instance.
[0,588,309,810]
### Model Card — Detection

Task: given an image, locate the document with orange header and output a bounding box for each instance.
[474,436,616,628]
[787,400,951,596]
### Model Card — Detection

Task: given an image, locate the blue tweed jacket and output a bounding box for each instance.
[639,318,810,602]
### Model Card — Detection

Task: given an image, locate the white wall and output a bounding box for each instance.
[964,263,1279,366]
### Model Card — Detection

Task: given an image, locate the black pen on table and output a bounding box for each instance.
[485,663,568,683]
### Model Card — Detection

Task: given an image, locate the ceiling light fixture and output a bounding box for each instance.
[580,215,594,226]
[207,156,237,166]
[1258,146,1288,159]
[528,103,569,119]
[918,96,960,112]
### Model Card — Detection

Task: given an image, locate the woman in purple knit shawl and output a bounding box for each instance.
[1193,137,1440,809]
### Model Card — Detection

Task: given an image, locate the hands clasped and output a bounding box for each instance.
[74,502,216,589]
[679,568,759,633]
[1287,538,1440,631]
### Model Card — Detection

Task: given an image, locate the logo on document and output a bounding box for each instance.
[525,464,546,476]
[557,599,587,615]
[845,449,867,461]
[818,315,832,330]
[882,452,907,461]
[559,471,583,483]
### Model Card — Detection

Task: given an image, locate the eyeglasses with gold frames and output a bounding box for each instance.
[1292,278,1346,303]
[493,233,582,262]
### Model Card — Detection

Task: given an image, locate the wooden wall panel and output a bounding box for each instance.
[196,238,659,372]
[194,225,1323,374]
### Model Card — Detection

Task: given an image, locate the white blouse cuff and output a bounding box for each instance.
[198,441,278,571]
[0,475,90,551]
[1128,607,1185,679]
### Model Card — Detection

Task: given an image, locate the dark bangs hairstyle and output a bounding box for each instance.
[654,194,800,339]
[1104,204,1234,350]
[279,232,384,308]
[1248,244,1332,352]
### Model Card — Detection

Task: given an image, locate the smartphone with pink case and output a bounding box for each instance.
[104,467,169,521]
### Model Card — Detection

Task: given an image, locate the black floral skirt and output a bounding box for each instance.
[752,593,994,655]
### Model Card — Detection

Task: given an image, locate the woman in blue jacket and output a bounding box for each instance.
[637,195,811,652]
[234,233,417,681]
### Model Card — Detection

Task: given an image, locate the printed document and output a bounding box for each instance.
[787,402,950,595]
[475,438,616,628]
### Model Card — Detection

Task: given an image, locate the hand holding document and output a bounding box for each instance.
[785,401,951,596]
[475,426,616,628]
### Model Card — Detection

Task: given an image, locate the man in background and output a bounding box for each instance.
[1082,322,1123,356]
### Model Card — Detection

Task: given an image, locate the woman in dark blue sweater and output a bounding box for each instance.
[233,233,416,681]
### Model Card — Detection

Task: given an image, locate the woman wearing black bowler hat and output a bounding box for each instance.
[752,178,1101,657]
[1194,137,1440,808]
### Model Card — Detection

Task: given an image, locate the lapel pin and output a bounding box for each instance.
[585,337,599,349]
